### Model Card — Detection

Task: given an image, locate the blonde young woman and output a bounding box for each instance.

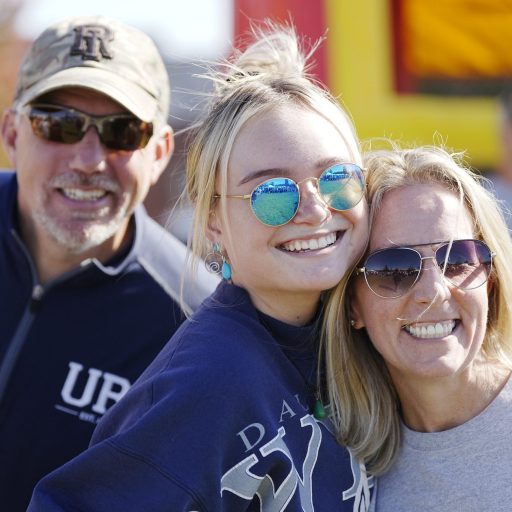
[29,25,373,510]
[323,145,512,511]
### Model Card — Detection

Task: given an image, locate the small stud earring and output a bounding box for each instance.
[350,319,356,327]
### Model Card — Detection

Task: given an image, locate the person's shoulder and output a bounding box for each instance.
[144,286,266,379]
[0,170,14,184]
[192,283,263,335]
[0,171,15,197]
[134,209,187,260]
[93,293,270,441]
[0,171,16,231]
[113,284,273,405]
[177,291,262,350]
[132,209,219,311]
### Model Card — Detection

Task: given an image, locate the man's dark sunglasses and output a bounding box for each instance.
[23,103,153,151]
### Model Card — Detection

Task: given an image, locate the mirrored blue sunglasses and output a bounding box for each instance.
[214,163,366,226]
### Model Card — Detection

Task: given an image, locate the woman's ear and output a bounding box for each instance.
[1,109,19,167]
[206,208,222,244]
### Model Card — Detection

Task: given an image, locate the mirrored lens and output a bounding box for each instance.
[318,164,365,211]
[436,239,492,290]
[364,247,421,298]
[250,178,300,226]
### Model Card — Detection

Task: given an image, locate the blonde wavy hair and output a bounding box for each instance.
[322,144,512,475]
[183,22,362,287]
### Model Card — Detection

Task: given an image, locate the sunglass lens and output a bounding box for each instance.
[364,248,421,298]
[436,240,492,290]
[318,164,365,211]
[59,111,87,143]
[28,105,153,151]
[29,107,85,144]
[250,178,299,226]
[103,118,153,150]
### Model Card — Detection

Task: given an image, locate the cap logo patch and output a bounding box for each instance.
[70,25,114,61]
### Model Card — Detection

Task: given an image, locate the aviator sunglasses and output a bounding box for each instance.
[356,239,494,299]
[23,103,154,151]
[215,163,366,226]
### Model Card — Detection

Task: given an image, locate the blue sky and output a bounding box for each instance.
[13,0,233,58]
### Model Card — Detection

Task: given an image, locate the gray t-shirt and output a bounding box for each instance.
[370,376,512,512]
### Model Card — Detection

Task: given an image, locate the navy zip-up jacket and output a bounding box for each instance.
[0,172,218,511]
[29,282,373,511]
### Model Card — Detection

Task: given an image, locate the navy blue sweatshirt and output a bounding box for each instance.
[29,282,372,511]
[0,172,217,511]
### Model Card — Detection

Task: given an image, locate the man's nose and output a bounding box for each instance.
[69,128,108,173]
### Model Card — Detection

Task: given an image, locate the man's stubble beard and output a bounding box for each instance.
[33,200,131,255]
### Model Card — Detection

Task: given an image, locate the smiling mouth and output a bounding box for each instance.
[60,188,108,201]
[404,320,457,339]
[279,231,340,252]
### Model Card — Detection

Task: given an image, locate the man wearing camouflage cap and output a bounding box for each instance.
[0,15,217,510]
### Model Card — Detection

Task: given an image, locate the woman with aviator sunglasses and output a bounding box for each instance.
[322,145,512,511]
[29,24,372,511]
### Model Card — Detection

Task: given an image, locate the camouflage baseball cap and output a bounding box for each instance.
[13,15,170,122]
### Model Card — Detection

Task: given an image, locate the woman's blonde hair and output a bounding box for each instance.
[322,144,512,475]
[184,22,362,284]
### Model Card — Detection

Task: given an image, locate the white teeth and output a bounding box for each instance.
[62,188,107,201]
[404,320,456,339]
[281,232,336,252]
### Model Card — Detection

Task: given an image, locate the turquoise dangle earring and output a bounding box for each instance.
[222,259,232,281]
[205,243,223,274]
[205,242,232,282]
